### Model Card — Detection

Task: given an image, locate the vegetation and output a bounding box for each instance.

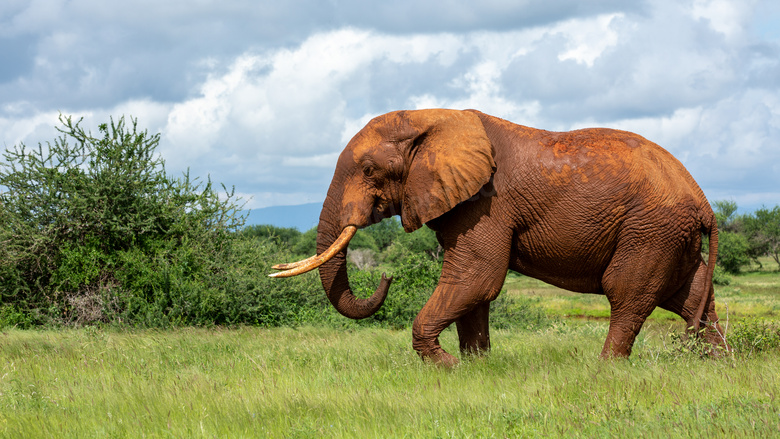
[0,116,323,328]
[2,116,777,330]
[0,116,537,332]
[0,116,253,327]
[713,200,780,274]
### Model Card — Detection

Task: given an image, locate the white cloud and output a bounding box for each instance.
[599,106,706,159]
[159,29,473,172]
[555,13,623,66]
[692,0,754,38]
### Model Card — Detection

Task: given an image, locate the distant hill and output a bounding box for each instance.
[243,202,322,231]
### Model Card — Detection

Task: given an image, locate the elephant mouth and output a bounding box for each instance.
[268,225,357,278]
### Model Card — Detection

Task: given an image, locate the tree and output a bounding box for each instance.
[717,231,752,274]
[0,115,245,325]
[384,225,442,263]
[360,217,402,251]
[291,226,318,256]
[349,230,379,251]
[713,199,739,232]
[710,200,753,273]
[743,206,780,270]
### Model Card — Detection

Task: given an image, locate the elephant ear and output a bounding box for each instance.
[400,109,495,232]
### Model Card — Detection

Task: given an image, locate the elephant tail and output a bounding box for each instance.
[693,211,719,333]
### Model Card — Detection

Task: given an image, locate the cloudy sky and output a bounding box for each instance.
[2,0,779,216]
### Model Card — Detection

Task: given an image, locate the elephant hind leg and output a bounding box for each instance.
[601,302,656,358]
[599,248,676,358]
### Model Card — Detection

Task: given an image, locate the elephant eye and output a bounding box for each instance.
[362,164,375,178]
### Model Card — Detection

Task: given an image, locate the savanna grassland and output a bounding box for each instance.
[2,265,780,438]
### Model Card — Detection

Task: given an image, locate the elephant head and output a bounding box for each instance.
[270,109,496,319]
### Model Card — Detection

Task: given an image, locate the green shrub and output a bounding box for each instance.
[0,115,246,326]
[727,319,780,355]
[241,224,302,245]
[345,254,550,331]
[718,231,751,274]
[349,229,380,252]
[712,264,731,286]
[348,253,441,329]
[362,217,402,251]
[291,226,318,256]
[0,305,36,329]
[384,225,442,263]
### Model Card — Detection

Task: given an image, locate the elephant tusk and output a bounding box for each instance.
[271,255,318,271]
[268,226,357,278]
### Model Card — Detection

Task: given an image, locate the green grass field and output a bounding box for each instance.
[2,264,780,438]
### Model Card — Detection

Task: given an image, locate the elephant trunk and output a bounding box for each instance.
[314,195,391,319]
[269,187,391,320]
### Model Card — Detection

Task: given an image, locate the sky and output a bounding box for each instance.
[1,0,779,217]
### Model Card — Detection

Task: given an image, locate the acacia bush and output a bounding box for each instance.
[0,115,327,327]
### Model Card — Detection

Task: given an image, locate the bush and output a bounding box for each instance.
[727,320,780,355]
[742,206,780,270]
[0,305,35,329]
[291,227,318,256]
[241,224,302,245]
[384,225,442,263]
[0,115,246,326]
[717,231,751,274]
[348,253,441,329]
[712,264,731,286]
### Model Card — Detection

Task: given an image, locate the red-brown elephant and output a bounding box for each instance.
[271,109,727,366]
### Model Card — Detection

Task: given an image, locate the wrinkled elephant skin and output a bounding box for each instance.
[273,109,727,365]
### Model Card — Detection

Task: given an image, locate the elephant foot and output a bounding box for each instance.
[598,348,630,360]
[421,348,459,367]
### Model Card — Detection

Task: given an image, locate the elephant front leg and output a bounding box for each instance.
[412,283,462,367]
[456,302,491,356]
[412,283,499,367]
[413,209,511,366]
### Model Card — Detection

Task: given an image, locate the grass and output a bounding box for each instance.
[2,323,780,438]
[1,261,779,437]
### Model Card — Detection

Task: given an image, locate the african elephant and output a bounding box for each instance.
[271,109,727,365]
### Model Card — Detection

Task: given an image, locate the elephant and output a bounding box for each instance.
[271,109,727,366]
